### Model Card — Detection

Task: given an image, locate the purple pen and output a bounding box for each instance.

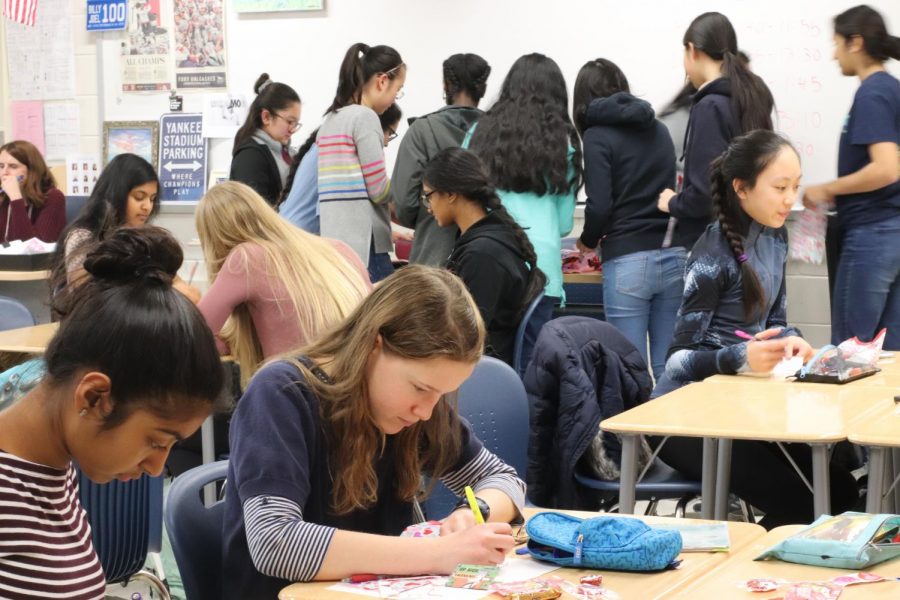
[734,330,755,341]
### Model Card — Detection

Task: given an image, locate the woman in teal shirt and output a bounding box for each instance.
[466,53,582,362]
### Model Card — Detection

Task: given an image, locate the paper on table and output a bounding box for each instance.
[325,556,560,599]
[653,522,731,552]
[10,102,46,155]
[0,239,57,254]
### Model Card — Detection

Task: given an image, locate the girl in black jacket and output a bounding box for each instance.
[422,148,545,366]
[230,73,301,206]
[573,58,681,381]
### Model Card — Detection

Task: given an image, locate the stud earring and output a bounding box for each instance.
[79,408,88,417]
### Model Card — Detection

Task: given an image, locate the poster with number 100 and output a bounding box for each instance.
[87,0,128,31]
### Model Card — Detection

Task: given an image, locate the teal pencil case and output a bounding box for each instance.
[755,511,900,569]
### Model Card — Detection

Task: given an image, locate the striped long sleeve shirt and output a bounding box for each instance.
[222,360,526,599]
[0,452,106,600]
[317,105,393,265]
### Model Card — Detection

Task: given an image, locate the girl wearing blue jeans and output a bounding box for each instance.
[804,5,900,350]
[573,58,684,380]
[653,131,858,528]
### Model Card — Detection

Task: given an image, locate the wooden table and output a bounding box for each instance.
[279,509,766,600]
[705,354,900,388]
[601,380,890,520]
[562,271,602,284]
[848,397,900,513]
[0,269,50,282]
[672,524,900,598]
[0,322,58,353]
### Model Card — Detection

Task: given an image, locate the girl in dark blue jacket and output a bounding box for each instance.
[654,131,858,528]
[657,12,774,251]
[573,58,681,380]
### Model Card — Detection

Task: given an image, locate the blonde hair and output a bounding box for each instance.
[196,181,370,384]
[291,265,485,514]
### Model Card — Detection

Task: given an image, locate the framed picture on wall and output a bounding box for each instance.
[102,121,159,169]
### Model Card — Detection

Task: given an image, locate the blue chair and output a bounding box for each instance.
[65,195,88,224]
[165,460,229,600]
[78,472,170,598]
[513,291,544,377]
[421,357,528,519]
[0,296,35,331]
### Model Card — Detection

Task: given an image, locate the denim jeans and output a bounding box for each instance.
[831,214,900,350]
[366,238,395,283]
[602,247,687,380]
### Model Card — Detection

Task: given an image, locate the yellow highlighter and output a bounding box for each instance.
[464,485,485,524]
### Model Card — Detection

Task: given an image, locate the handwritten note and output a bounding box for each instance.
[10,101,46,155]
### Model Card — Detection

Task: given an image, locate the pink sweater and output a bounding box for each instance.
[198,239,371,357]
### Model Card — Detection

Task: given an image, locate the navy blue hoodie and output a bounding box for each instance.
[668,78,740,251]
[579,92,676,261]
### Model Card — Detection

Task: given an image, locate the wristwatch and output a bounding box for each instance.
[453,494,491,521]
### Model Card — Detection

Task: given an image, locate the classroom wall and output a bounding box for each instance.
[4,0,899,343]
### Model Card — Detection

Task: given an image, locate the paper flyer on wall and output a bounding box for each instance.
[201,93,249,138]
[43,102,81,160]
[65,156,102,197]
[120,0,173,92]
[174,0,227,89]
[4,0,75,100]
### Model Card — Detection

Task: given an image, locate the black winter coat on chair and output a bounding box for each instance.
[525,316,653,509]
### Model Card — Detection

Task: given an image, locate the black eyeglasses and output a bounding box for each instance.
[420,189,437,207]
[386,128,398,143]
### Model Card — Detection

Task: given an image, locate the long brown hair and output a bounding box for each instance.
[0,140,55,208]
[290,265,485,514]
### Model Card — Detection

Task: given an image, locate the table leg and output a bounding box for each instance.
[714,438,733,521]
[701,437,718,520]
[892,449,900,514]
[618,435,638,514]
[811,444,831,518]
[867,446,886,514]
[201,416,216,506]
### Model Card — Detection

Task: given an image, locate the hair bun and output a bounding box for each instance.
[83,226,183,287]
[253,73,272,95]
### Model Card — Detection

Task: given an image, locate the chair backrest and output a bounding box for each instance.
[65,195,88,224]
[78,472,164,584]
[0,296,35,331]
[513,291,544,376]
[164,460,229,600]
[422,356,529,518]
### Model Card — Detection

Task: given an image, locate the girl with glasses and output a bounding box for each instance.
[230,73,301,206]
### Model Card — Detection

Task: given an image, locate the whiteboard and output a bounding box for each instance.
[97,0,900,187]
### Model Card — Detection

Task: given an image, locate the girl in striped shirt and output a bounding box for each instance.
[0,227,224,599]
[318,42,406,282]
[223,266,524,598]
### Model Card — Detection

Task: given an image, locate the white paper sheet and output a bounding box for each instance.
[44,102,81,160]
[201,93,249,138]
[4,0,75,100]
[65,155,102,198]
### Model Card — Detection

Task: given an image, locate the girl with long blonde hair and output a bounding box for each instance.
[196,181,370,384]
[221,266,523,598]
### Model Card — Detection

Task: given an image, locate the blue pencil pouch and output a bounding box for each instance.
[755,511,900,569]
[525,511,682,572]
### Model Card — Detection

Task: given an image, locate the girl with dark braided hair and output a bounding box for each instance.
[422,147,545,366]
[651,130,859,529]
[393,53,491,266]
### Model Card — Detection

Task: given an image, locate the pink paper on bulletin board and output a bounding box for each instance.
[10,101,46,155]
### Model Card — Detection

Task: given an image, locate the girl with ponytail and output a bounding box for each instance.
[317,43,406,282]
[230,73,301,206]
[652,131,859,529]
[422,147,545,366]
[657,12,775,251]
[804,4,900,350]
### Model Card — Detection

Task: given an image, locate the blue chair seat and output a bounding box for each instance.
[0,296,35,331]
[574,461,701,499]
